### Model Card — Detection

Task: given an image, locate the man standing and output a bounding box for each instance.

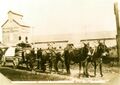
[37,48,42,69]
[64,44,72,74]
[54,46,64,73]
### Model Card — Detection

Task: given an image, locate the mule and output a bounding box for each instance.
[40,49,55,72]
[53,50,64,73]
[88,43,109,77]
[63,43,90,77]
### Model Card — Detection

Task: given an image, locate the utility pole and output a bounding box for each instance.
[114,2,120,65]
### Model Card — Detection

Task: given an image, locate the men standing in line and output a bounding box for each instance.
[37,48,42,70]
[54,46,64,73]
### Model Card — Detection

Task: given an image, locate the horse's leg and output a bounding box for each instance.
[99,64,103,77]
[39,57,42,70]
[78,61,82,77]
[99,59,103,77]
[65,60,70,75]
[67,67,70,75]
[26,59,29,70]
[60,58,64,73]
[82,61,86,77]
[67,65,70,74]
[25,56,30,70]
[61,62,64,73]
[38,60,40,69]
[26,62,29,70]
[117,58,119,66]
[41,60,46,72]
[37,57,40,69]
[85,61,89,77]
[49,59,52,73]
[29,60,33,71]
[94,61,97,77]
[54,59,58,73]
[42,61,45,72]
[29,59,33,71]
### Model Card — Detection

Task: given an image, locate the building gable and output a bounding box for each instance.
[1,11,29,28]
[1,19,30,29]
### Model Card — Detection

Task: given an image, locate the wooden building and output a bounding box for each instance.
[1,11,31,46]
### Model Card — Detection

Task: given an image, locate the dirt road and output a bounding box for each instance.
[0,64,119,85]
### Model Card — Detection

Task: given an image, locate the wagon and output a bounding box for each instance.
[1,46,21,68]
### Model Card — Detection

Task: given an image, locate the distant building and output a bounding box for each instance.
[33,40,69,49]
[1,11,31,46]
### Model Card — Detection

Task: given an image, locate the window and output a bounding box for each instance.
[25,36,28,41]
[19,36,21,40]
[25,36,28,43]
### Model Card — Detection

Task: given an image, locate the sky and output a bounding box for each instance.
[0,0,119,37]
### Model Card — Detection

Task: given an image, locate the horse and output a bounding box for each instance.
[53,48,64,73]
[63,43,90,77]
[40,48,56,73]
[87,42,109,77]
[15,42,37,70]
[78,43,91,77]
[63,44,75,74]
[105,46,119,66]
[18,48,37,71]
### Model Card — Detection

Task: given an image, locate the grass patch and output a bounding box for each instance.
[0,67,68,81]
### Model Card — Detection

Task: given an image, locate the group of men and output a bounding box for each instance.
[29,45,64,72]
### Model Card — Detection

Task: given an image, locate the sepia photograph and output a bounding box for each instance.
[0,0,120,85]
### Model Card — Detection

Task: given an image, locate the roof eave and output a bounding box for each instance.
[13,19,30,28]
[1,20,9,28]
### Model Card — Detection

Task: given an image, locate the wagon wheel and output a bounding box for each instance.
[13,57,19,69]
[0,55,6,66]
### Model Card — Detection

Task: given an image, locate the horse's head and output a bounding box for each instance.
[97,42,109,57]
[83,42,90,49]
[87,47,95,56]
[83,42,90,50]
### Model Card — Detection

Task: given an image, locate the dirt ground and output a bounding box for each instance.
[0,63,119,84]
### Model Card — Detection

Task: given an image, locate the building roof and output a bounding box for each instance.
[1,19,30,28]
[1,20,9,27]
[1,10,30,28]
[8,11,23,17]
[13,19,30,28]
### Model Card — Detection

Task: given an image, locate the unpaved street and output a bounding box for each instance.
[0,63,119,84]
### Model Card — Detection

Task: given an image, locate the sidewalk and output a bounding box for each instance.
[0,73,12,85]
[106,75,120,85]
